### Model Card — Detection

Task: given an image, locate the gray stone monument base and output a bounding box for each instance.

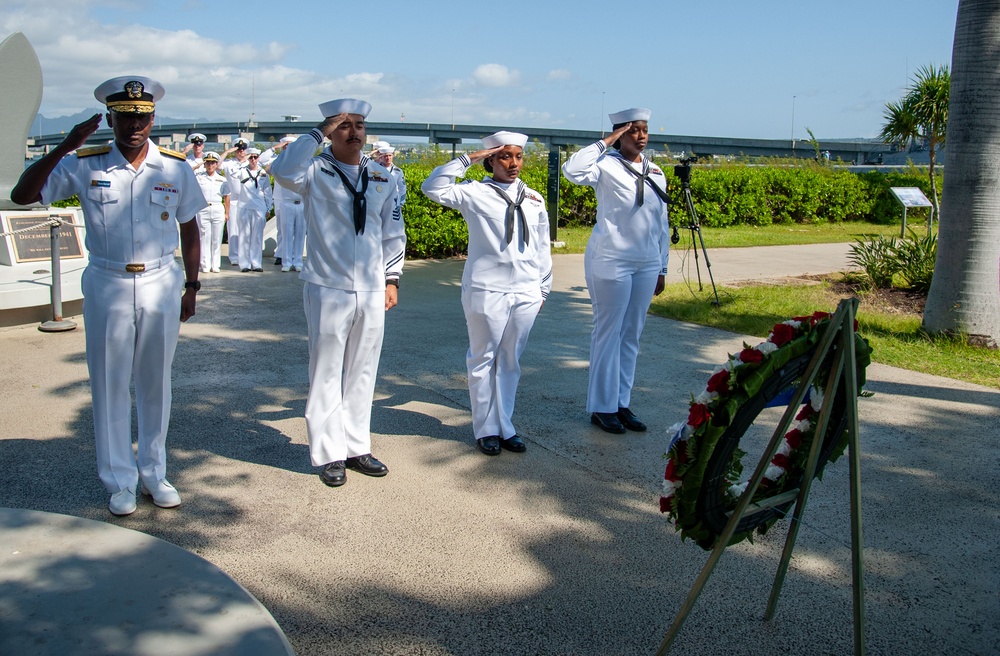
[0,507,295,656]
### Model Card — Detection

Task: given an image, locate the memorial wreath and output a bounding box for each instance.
[660,310,871,550]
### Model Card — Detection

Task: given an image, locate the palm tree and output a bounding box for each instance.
[879,65,950,219]
[922,0,1000,345]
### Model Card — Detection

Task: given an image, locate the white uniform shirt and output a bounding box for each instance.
[41,142,207,265]
[195,170,230,210]
[562,141,670,273]
[186,153,204,170]
[237,166,272,212]
[422,155,552,298]
[269,128,405,292]
[387,164,407,208]
[221,158,247,204]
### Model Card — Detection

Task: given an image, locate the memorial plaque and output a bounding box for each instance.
[6,212,83,262]
[889,187,932,208]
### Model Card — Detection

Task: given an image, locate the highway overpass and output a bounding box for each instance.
[28,120,890,163]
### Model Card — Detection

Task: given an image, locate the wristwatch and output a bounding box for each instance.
[386,278,399,288]
[184,280,201,292]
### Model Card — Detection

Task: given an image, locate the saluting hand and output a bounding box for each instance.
[318,113,351,138]
[467,146,503,164]
[603,122,632,147]
[65,114,103,151]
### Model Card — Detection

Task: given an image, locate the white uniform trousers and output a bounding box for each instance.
[81,262,182,494]
[584,251,660,413]
[278,199,306,268]
[461,287,542,439]
[238,206,266,270]
[227,199,240,265]
[303,283,385,466]
[198,203,226,271]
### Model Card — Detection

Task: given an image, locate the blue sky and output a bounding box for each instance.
[4,0,958,139]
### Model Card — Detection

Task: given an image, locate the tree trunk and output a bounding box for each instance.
[923,0,1000,345]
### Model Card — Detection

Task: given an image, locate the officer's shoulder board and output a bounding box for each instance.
[76,145,111,158]
[158,146,187,161]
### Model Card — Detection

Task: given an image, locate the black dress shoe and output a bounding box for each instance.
[617,407,647,432]
[274,257,282,266]
[500,435,526,453]
[345,454,388,477]
[476,436,501,455]
[320,461,346,487]
[241,268,251,272]
[591,412,626,434]
[252,267,264,272]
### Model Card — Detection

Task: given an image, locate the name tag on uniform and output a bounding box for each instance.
[90,179,111,188]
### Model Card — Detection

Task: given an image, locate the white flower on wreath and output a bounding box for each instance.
[757,341,779,355]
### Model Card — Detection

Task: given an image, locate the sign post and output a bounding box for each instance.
[889,187,934,237]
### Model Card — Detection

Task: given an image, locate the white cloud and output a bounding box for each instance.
[472,64,520,88]
[547,69,572,81]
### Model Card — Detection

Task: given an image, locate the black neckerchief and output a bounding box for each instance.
[615,155,669,206]
[242,167,264,189]
[327,161,370,235]
[485,180,528,246]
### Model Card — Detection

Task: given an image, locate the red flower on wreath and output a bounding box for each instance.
[794,311,831,327]
[660,496,674,513]
[664,459,682,482]
[770,323,795,347]
[795,404,815,421]
[784,428,804,449]
[706,369,731,394]
[687,403,710,428]
[772,453,790,469]
[739,348,764,364]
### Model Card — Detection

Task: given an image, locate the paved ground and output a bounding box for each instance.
[1,243,998,655]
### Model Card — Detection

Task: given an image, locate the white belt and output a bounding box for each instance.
[88,254,175,273]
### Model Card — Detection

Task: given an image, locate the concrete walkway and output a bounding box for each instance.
[0,243,997,655]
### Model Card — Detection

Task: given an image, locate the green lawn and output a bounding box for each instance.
[648,279,1000,390]
[552,221,912,253]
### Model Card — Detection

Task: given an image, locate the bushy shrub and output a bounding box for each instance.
[849,229,937,291]
[398,150,939,259]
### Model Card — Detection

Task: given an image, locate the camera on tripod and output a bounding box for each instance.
[673,156,697,187]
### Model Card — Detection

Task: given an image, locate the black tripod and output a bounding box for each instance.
[672,159,721,306]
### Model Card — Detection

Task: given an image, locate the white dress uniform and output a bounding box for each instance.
[221,152,247,265]
[40,140,207,495]
[422,150,552,440]
[194,166,230,271]
[270,127,405,467]
[562,138,670,414]
[259,145,283,260]
[236,157,272,271]
[273,178,306,270]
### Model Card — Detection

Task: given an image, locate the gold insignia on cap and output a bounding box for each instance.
[125,80,145,99]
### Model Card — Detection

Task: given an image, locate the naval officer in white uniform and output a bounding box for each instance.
[220,137,250,265]
[236,147,272,272]
[12,76,207,515]
[269,98,405,488]
[194,151,231,272]
[422,131,552,455]
[184,132,207,170]
[562,107,670,434]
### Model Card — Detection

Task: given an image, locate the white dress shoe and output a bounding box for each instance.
[109,487,137,516]
[281,266,291,272]
[141,479,181,508]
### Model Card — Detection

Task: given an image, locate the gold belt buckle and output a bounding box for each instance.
[125,263,145,273]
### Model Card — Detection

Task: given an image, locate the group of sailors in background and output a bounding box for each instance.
[182,131,406,275]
